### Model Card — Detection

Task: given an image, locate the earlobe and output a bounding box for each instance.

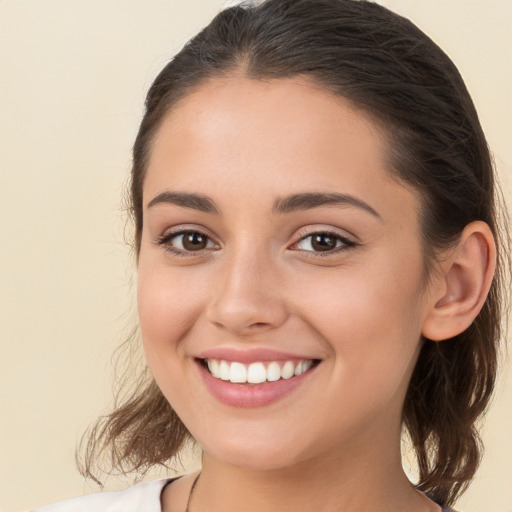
[421,221,496,342]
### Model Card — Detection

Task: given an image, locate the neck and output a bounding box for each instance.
[189,431,437,512]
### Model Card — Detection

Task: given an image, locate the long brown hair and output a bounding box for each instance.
[78,0,509,505]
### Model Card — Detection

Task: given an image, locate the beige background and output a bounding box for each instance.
[0,1,510,511]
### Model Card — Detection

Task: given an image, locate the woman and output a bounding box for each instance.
[33,0,507,511]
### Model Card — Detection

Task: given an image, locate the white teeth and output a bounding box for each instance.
[230,362,247,383]
[247,362,267,384]
[205,358,316,384]
[302,360,313,373]
[219,360,230,380]
[267,361,281,382]
[281,361,295,379]
[207,359,220,377]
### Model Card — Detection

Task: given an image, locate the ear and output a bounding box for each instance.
[421,221,496,341]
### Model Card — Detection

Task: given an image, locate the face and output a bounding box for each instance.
[137,77,433,470]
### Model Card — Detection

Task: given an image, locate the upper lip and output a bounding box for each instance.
[195,347,320,364]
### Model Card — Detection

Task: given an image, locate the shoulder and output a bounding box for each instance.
[31,478,173,512]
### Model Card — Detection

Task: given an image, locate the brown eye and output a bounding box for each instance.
[181,231,208,251]
[293,231,356,255]
[310,234,338,252]
[157,230,217,256]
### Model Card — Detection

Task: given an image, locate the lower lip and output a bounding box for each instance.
[196,360,318,408]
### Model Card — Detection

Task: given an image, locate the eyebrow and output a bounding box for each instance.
[147,190,381,219]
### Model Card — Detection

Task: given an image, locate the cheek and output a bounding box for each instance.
[291,257,425,404]
[297,256,423,332]
[137,263,207,369]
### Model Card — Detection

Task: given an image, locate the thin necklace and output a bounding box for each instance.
[185,472,201,512]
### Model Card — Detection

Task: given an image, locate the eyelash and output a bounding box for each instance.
[155,229,357,258]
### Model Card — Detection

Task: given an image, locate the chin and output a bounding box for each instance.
[198,431,307,471]
[211,447,300,471]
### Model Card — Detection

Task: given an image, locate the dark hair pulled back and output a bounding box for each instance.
[80,0,508,506]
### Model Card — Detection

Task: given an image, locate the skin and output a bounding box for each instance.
[137,76,494,511]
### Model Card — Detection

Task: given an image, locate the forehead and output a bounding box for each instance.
[150,76,386,167]
[144,76,419,223]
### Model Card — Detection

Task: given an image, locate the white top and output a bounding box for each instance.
[30,478,456,512]
[31,478,172,512]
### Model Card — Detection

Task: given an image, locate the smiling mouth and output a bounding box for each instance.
[198,358,321,385]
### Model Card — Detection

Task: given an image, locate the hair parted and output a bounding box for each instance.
[78,0,509,506]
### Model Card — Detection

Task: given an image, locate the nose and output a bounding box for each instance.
[205,244,289,336]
